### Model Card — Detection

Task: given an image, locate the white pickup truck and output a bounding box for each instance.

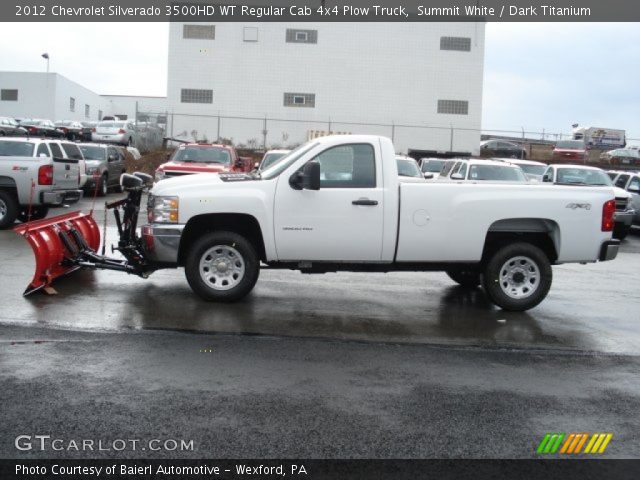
[142,135,619,311]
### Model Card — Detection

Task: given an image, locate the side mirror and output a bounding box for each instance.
[254,162,259,169]
[451,173,464,180]
[302,161,321,190]
[423,172,434,179]
[542,174,552,183]
[108,154,116,162]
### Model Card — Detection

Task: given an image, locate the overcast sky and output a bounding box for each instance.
[0,22,638,138]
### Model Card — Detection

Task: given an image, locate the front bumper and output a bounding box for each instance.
[599,240,620,262]
[41,189,83,206]
[141,223,185,264]
[614,209,635,227]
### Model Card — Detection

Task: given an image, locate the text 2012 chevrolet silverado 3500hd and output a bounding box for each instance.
[142,135,619,311]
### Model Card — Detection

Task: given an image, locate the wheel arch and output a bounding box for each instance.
[483,218,560,264]
[178,213,266,266]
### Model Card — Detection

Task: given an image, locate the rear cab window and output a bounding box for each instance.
[0,141,35,157]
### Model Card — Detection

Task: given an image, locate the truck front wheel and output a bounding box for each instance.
[482,242,552,311]
[185,231,260,302]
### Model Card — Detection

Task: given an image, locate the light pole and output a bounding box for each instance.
[41,53,49,73]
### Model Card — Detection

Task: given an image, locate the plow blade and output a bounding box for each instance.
[13,211,101,295]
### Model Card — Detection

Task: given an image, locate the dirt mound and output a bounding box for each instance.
[124,149,173,176]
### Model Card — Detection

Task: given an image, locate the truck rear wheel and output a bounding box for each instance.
[185,231,260,302]
[0,190,19,229]
[18,206,49,223]
[446,270,481,288]
[482,242,552,311]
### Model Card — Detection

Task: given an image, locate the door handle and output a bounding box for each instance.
[352,199,378,206]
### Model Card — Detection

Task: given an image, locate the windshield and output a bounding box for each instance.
[173,146,231,164]
[262,142,319,179]
[468,165,527,182]
[421,159,445,173]
[79,145,106,161]
[556,140,585,150]
[519,165,546,176]
[0,141,34,157]
[260,152,288,170]
[98,122,125,129]
[396,159,421,177]
[556,168,613,186]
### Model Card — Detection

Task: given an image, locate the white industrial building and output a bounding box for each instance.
[0,72,167,123]
[166,22,485,154]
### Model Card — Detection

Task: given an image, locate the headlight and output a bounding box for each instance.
[86,166,99,175]
[148,195,179,223]
[155,170,165,182]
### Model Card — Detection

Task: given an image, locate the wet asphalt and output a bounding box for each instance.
[1,194,639,459]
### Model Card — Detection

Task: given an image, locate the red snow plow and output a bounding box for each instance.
[14,172,157,295]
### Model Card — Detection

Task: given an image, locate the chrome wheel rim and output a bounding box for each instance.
[499,256,540,299]
[199,245,245,291]
[0,199,6,220]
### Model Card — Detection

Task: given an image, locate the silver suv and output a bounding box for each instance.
[78,144,126,196]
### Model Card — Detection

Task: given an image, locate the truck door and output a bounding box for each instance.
[273,142,384,261]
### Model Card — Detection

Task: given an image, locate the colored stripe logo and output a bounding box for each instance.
[537,433,612,454]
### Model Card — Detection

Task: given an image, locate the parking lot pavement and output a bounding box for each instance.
[1,195,640,458]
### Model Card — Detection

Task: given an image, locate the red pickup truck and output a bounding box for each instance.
[155,143,252,181]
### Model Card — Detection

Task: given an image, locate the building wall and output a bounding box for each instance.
[166,22,485,153]
[102,95,169,121]
[0,72,167,123]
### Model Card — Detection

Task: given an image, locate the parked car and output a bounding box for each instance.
[542,165,635,240]
[258,149,291,171]
[155,143,253,181]
[551,140,588,164]
[396,156,425,182]
[439,159,528,183]
[600,148,640,167]
[92,120,138,146]
[55,120,84,141]
[607,170,640,228]
[0,138,82,228]
[19,119,65,138]
[78,144,126,196]
[494,158,547,182]
[80,121,97,141]
[144,134,619,311]
[480,140,527,159]
[418,158,446,179]
[0,116,28,136]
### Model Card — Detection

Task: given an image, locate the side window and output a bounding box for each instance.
[615,174,630,189]
[61,143,83,160]
[457,162,468,179]
[36,143,50,157]
[440,161,455,177]
[49,142,63,158]
[628,177,640,191]
[310,143,375,188]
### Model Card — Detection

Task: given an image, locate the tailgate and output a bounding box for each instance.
[52,157,80,190]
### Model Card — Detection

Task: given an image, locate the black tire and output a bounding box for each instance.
[613,225,630,241]
[446,270,481,288]
[98,174,108,197]
[482,242,552,311]
[185,231,260,302]
[0,190,19,229]
[17,206,49,223]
